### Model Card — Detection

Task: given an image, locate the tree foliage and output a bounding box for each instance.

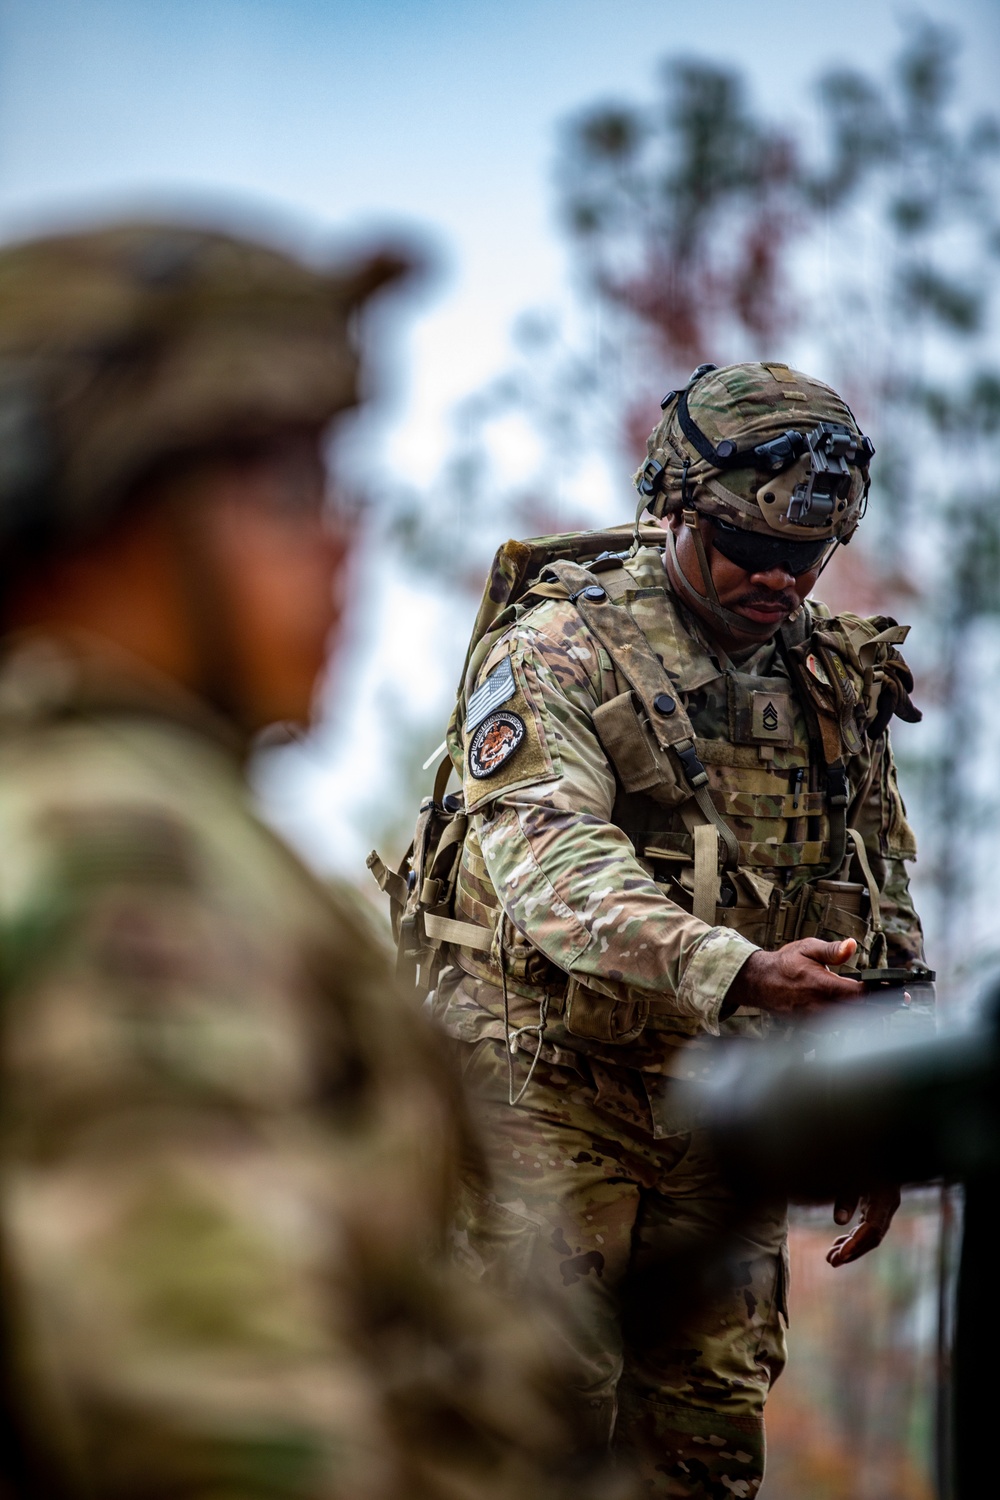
[399,19,999,989]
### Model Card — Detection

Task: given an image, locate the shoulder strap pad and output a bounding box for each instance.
[455,525,665,700]
[547,559,740,890]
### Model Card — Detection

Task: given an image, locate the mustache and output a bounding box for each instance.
[734,589,798,612]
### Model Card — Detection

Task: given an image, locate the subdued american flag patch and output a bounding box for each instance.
[466,655,516,733]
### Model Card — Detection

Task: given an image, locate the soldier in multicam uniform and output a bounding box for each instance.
[0,221,615,1500]
[411,362,930,1496]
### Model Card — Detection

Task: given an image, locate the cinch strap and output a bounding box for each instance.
[366,850,407,908]
[423,912,494,952]
[846,827,883,935]
[692,823,720,924]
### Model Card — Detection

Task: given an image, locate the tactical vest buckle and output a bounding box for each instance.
[674,740,709,789]
[825,765,849,807]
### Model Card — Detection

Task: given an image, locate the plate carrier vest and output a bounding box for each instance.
[370,525,923,1056]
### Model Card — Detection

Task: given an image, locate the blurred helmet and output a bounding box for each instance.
[634,361,874,544]
[0,220,410,556]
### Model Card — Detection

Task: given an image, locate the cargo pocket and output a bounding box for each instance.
[450,1181,541,1294]
[777,1240,790,1327]
[751,1245,790,1390]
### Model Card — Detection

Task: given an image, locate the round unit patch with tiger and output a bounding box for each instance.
[468,710,526,779]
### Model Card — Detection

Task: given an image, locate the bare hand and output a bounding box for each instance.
[826,1184,902,1266]
[725,937,864,1017]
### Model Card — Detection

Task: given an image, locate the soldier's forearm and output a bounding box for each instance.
[479,799,756,1032]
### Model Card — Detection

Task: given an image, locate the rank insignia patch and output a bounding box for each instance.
[468,710,526,779]
[750,690,792,743]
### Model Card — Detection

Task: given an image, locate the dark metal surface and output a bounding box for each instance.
[693,983,1000,1500]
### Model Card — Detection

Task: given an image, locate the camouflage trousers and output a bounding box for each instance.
[452,1039,788,1499]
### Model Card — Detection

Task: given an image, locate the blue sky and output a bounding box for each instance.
[2,0,996,482]
[0,0,995,871]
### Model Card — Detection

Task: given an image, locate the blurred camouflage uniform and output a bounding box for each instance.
[416,363,927,1496]
[0,225,609,1500]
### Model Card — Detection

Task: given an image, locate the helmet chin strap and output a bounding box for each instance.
[664,512,763,638]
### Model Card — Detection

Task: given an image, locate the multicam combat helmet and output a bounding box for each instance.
[0,220,410,559]
[633,360,875,632]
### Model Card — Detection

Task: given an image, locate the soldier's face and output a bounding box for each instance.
[188,434,348,728]
[666,513,822,646]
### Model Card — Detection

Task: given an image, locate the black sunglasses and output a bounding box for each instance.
[711,518,832,576]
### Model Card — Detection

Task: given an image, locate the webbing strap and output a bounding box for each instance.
[645,837,830,869]
[429,815,467,864]
[692,822,720,925]
[693,783,740,870]
[424,912,494,952]
[432,753,453,804]
[548,556,740,872]
[714,789,826,818]
[739,839,828,868]
[810,763,849,882]
[846,827,883,934]
[684,509,724,611]
[665,519,754,640]
[366,850,407,907]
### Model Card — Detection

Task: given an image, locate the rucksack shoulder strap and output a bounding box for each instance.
[546,558,740,917]
[545,558,699,759]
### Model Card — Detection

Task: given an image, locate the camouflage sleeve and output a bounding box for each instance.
[851,730,927,970]
[0,806,413,1497]
[463,605,756,1036]
[0,748,625,1500]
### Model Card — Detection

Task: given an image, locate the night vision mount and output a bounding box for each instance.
[786,421,870,526]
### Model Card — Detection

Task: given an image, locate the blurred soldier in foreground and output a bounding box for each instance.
[0,222,602,1500]
[377,362,931,1496]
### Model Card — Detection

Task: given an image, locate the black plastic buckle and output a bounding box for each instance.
[637,457,664,498]
[675,742,709,788]
[826,766,850,807]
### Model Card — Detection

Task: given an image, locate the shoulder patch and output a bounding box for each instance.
[468,710,526,779]
[462,647,560,812]
[466,655,515,732]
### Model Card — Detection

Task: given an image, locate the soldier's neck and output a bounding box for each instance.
[677,601,780,673]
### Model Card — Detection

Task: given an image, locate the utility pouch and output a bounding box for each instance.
[564,975,649,1045]
[592,691,688,806]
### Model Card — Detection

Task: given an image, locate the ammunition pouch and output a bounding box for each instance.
[764,879,883,970]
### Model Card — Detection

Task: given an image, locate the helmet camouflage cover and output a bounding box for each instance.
[635,361,874,543]
[0,220,410,554]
